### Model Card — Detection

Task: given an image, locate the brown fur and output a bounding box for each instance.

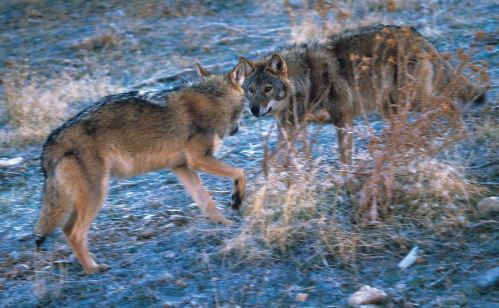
[34,63,247,274]
[239,24,486,164]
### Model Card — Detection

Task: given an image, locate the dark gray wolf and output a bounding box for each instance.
[238,24,485,164]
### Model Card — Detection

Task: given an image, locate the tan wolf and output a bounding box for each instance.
[238,24,486,164]
[34,62,247,274]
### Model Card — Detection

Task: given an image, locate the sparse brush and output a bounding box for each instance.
[225,4,491,266]
[71,27,124,51]
[350,39,488,224]
[223,136,362,266]
[1,65,123,144]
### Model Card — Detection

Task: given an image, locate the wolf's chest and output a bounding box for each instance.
[212,135,224,154]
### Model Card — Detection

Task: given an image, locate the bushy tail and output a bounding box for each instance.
[34,176,70,250]
[432,53,486,105]
[456,77,486,104]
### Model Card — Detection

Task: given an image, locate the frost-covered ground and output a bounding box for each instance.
[0,0,497,306]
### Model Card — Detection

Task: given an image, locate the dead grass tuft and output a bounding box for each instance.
[1,65,123,144]
[71,27,124,51]
[223,151,362,266]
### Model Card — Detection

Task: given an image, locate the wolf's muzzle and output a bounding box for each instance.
[250,105,272,117]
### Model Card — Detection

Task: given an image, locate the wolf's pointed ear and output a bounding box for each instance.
[195,63,210,77]
[238,56,256,77]
[228,62,246,86]
[266,53,287,77]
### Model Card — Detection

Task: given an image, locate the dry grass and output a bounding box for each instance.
[223,140,483,266]
[1,65,123,144]
[222,150,362,266]
[71,27,124,51]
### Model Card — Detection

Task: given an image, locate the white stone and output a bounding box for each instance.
[477,197,499,216]
[348,285,387,307]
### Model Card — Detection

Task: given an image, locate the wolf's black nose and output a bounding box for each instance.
[250,105,260,117]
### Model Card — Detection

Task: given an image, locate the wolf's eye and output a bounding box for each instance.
[248,84,255,94]
[264,86,273,93]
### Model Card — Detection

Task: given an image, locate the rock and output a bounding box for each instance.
[27,9,44,19]
[6,264,30,279]
[175,278,187,288]
[0,157,23,168]
[295,293,308,302]
[168,214,188,224]
[162,251,176,259]
[475,266,499,292]
[53,260,71,266]
[348,285,387,307]
[164,222,176,229]
[165,209,184,216]
[141,273,174,288]
[137,229,154,240]
[477,197,499,216]
[398,246,419,269]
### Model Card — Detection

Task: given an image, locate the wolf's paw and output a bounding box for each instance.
[84,263,111,274]
[35,235,46,252]
[208,213,233,226]
[231,190,242,210]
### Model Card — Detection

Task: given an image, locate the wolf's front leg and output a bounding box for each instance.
[186,158,246,211]
[173,166,233,225]
[185,135,246,211]
[262,125,293,176]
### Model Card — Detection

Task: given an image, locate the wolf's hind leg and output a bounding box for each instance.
[34,177,71,251]
[336,116,354,166]
[173,166,232,225]
[57,158,110,274]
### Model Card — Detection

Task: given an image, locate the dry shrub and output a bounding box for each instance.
[388,158,483,232]
[223,145,363,266]
[285,0,443,43]
[71,27,124,51]
[2,65,123,144]
[349,31,488,224]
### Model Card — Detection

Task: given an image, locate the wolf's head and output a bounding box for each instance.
[238,54,292,117]
[195,62,246,136]
[195,62,246,95]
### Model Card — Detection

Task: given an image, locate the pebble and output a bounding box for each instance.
[165,209,184,216]
[295,293,308,302]
[477,197,499,217]
[398,246,419,269]
[162,251,176,259]
[137,229,154,240]
[168,215,188,224]
[53,260,71,266]
[348,285,387,307]
[475,266,499,292]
